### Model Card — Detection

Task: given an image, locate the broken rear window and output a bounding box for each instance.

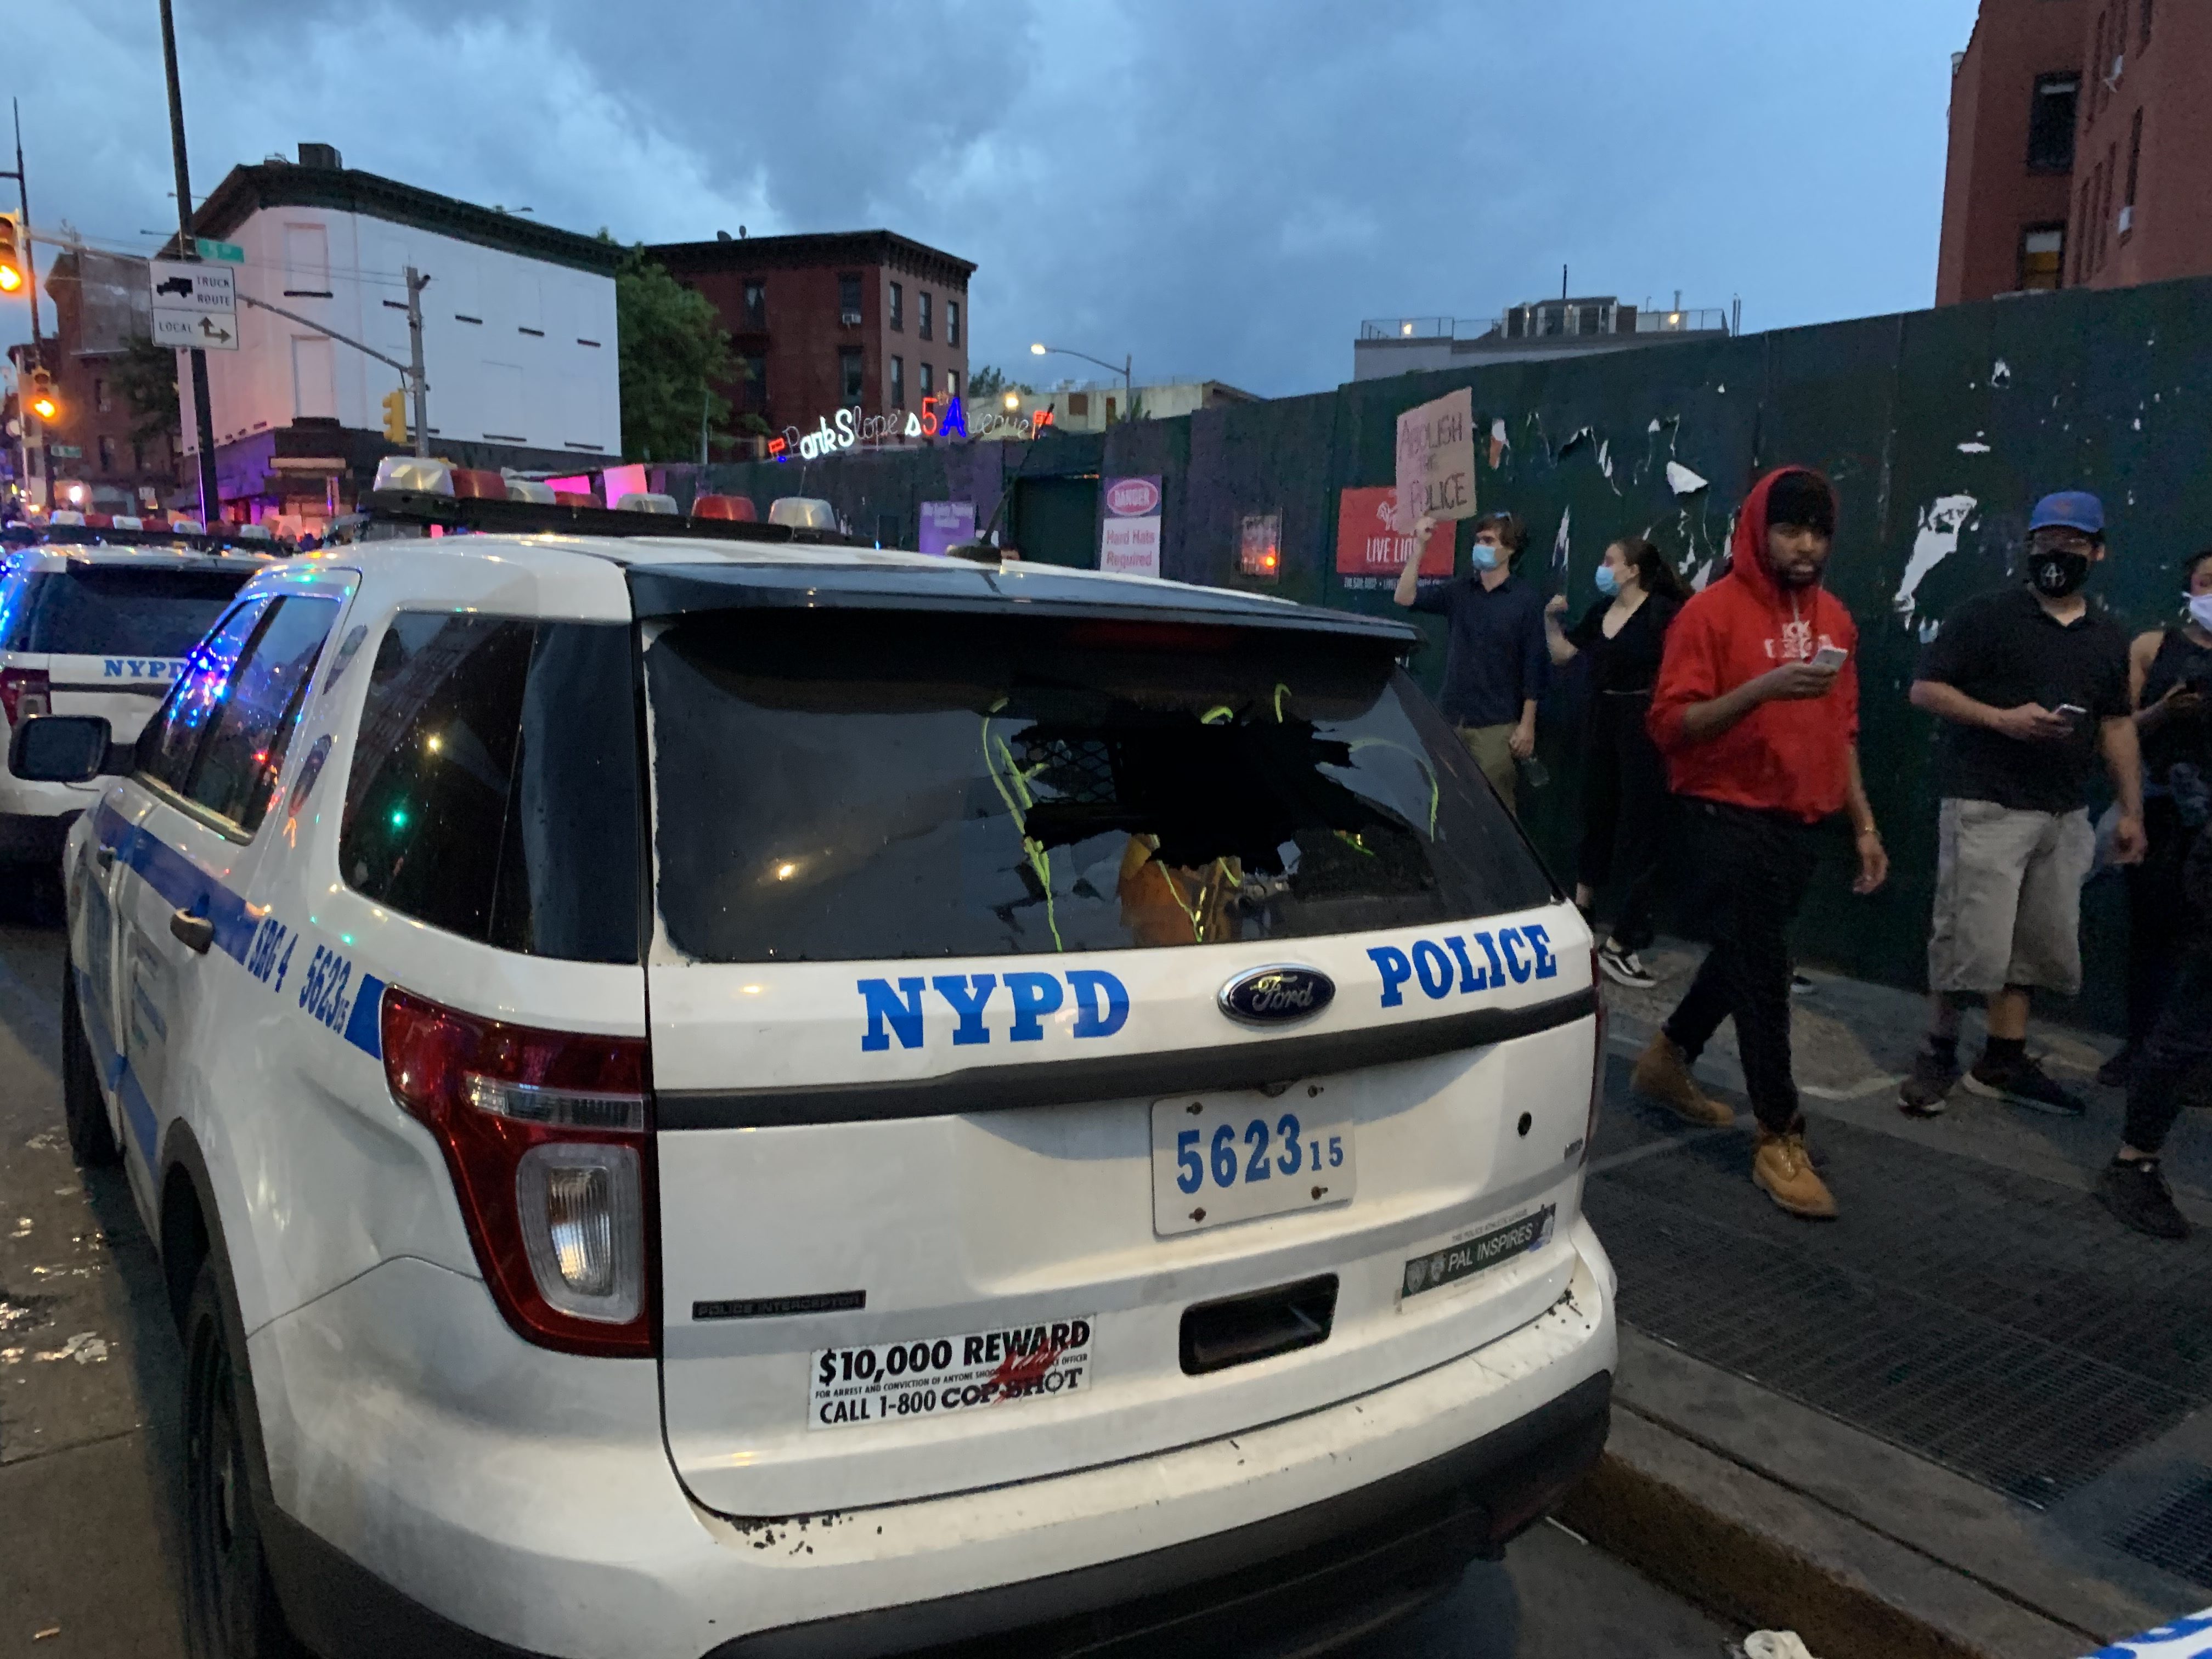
[645,610,1553,963]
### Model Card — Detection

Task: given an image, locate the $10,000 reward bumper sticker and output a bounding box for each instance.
[811,1316,1094,1430]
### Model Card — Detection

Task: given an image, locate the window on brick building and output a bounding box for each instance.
[2017,225,2067,291]
[919,362,933,400]
[918,291,932,341]
[2027,74,2079,171]
[2090,14,2106,120]
[98,436,116,472]
[947,298,961,348]
[888,281,904,332]
[93,376,111,414]
[738,352,769,414]
[2101,142,2118,263]
[2075,173,2096,283]
[839,347,863,404]
[2124,108,2143,220]
[838,274,862,326]
[742,280,766,330]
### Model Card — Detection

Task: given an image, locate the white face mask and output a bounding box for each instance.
[2189,592,2212,632]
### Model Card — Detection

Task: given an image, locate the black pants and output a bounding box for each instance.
[2126,944,2212,1155]
[1662,799,1821,1134]
[1577,692,1671,952]
[2125,797,2193,1047]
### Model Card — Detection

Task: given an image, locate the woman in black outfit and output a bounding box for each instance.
[1544,536,1686,988]
[2102,547,2212,1086]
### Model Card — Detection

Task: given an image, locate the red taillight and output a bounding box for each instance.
[381,985,656,1357]
[0,667,51,726]
[1581,947,1607,1166]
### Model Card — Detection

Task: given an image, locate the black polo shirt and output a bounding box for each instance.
[1916,584,2130,813]
[1410,572,1549,727]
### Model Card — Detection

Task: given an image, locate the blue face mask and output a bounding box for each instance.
[1594,564,1621,597]
[1471,541,1502,571]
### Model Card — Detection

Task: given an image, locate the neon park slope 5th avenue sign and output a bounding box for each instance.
[771,395,1056,461]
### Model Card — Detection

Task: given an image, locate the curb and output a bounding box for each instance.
[1557,1406,2093,1659]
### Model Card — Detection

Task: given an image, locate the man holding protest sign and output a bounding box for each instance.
[1390,391,1548,812]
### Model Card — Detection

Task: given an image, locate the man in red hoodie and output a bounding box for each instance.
[1631,467,1890,1218]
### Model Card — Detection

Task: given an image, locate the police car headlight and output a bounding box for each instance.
[382,984,655,1358]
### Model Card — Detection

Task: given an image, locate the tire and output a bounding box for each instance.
[59,956,121,1168]
[182,1260,303,1659]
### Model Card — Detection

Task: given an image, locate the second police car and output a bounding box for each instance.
[23,499,1616,1657]
[0,539,266,867]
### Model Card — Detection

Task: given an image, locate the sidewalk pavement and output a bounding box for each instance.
[1564,941,2212,1659]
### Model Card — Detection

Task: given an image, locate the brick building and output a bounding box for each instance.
[27,247,180,513]
[646,230,973,447]
[1937,0,2212,304]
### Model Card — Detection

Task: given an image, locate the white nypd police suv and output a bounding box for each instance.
[0,541,266,867]
[20,510,1616,1658]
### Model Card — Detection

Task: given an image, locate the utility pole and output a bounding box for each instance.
[405,266,428,458]
[2,99,46,510]
[159,0,220,524]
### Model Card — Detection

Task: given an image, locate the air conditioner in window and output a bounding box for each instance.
[840,309,862,326]
[2119,204,2134,235]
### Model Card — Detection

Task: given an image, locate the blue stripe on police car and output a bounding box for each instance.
[1367,923,1559,1008]
[859,969,1131,1051]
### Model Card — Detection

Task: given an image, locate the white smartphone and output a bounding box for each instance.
[1811,645,1848,670]
[2054,702,2088,726]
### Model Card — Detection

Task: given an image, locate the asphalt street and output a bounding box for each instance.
[0,899,1734,1659]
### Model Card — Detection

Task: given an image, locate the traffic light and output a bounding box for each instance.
[0,215,21,295]
[26,367,57,423]
[380,387,408,444]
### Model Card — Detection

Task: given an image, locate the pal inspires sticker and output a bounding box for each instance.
[810,1315,1093,1430]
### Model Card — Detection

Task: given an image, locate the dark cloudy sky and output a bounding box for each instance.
[9,0,1980,397]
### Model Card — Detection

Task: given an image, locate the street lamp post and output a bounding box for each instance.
[159,0,221,525]
[1,99,45,511]
[1030,342,1132,422]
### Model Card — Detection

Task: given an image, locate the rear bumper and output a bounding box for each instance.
[250,1223,1618,1659]
[711,1369,1609,1658]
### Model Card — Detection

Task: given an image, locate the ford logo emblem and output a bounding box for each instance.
[1218,964,1335,1027]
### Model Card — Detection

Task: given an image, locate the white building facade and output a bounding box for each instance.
[180,145,621,487]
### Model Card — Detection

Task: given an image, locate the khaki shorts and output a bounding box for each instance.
[1927,798,2095,997]
[1458,724,1519,814]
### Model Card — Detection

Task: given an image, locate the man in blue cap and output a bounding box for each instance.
[1900,489,2145,1117]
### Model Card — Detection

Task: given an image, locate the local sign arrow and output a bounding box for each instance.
[197,317,233,345]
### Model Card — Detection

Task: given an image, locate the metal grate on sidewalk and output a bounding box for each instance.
[2113,1474,2212,1590]
[1586,1061,2212,1510]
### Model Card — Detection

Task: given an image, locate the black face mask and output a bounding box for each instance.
[2028,550,2091,598]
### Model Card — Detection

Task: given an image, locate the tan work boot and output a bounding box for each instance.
[1630,1032,1735,1127]
[1754,1128,1838,1220]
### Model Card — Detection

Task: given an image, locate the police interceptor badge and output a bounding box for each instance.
[810,1316,1094,1430]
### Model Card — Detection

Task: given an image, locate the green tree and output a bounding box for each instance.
[966,364,1034,405]
[114,332,180,449]
[610,240,734,461]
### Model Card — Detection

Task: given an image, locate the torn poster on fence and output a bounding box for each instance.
[1666,461,1709,496]
[1894,494,1978,628]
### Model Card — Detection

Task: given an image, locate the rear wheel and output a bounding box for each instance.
[182,1261,302,1659]
[59,956,120,1167]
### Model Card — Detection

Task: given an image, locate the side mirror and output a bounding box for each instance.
[9,715,122,783]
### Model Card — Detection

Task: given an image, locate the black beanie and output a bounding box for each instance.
[1766,470,1836,535]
